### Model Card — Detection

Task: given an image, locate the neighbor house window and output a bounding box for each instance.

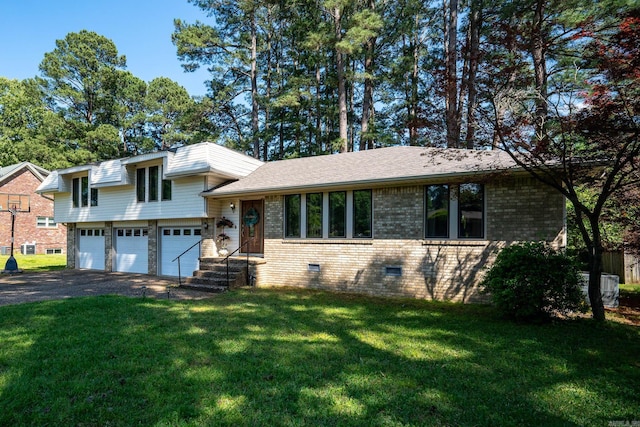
[306,192,323,238]
[136,168,146,202]
[458,183,484,238]
[329,191,346,238]
[426,185,449,238]
[37,216,57,228]
[149,166,159,201]
[353,190,372,238]
[90,188,98,207]
[284,194,301,238]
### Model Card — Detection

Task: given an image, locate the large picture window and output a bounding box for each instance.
[353,190,372,238]
[426,185,449,238]
[458,183,484,238]
[306,192,323,238]
[285,194,301,238]
[329,191,346,238]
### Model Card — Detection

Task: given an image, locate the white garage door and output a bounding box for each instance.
[114,228,149,274]
[159,227,201,276]
[77,229,105,270]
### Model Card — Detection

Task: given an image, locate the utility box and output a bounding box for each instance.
[21,244,36,255]
[581,273,619,308]
[0,246,10,255]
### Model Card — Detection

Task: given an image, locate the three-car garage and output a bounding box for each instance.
[75,223,202,277]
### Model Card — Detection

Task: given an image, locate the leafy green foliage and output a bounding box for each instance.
[481,242,587,321]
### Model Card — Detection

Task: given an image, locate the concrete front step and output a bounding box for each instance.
[179,281,229,293]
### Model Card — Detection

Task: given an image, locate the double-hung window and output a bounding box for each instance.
[306,193,323,238]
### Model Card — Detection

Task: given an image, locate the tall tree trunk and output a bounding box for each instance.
[587,215,606,321]
[406,26,420,146]
[315,64,322,152]
[360,0,377,151]
[335,6,348,153]
[465,0,481,149]
[444,0,460,148]
[250,10,260,159]
[531,0,548,142]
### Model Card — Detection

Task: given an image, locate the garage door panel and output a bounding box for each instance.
[114,228,148,274]
[159,228,201,276]
[77,229,105,270]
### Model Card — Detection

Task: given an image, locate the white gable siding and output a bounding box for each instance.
[54,176,210,223]
[165,143,263,179]
[91,159,130,187]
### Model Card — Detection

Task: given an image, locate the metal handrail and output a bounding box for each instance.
[172,240,201,286]
[222,241,250,287]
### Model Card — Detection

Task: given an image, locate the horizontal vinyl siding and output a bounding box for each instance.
[54,176,208,224]
[157,218,201,226]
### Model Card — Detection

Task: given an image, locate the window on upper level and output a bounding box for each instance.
[37,216,57,228]
[73,176,96,208]
[137,166,172,203]
[136,168,146,202]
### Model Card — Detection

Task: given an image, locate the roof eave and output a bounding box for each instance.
[203,168,523,198]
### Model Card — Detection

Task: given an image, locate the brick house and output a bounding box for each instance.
[38,144,565,302]
[0,162,66,255]
[202,146,565,302]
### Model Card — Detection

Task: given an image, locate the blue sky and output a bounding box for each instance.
[0,0,212,96]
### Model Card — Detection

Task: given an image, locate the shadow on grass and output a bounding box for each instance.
[0,289,638,426]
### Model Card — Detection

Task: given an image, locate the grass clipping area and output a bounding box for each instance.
[0,288,638,426]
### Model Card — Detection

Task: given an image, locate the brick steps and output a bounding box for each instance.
[180,257,251,292]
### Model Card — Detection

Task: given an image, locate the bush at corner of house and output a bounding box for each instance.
[480,242,587,322]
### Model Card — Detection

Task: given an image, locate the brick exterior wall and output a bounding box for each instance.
[253,177,565,302]
[0,169,67,255]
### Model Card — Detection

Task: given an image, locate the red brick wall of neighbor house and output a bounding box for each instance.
[0,169,67,254]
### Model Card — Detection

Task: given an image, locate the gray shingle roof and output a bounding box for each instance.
[204,146,518,197]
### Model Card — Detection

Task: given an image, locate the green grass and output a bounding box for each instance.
[0,254,66,271]
[0,289,638,426]
[620,283,640,296]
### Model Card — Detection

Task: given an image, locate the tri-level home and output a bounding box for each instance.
[36,142,263,276]
[38,143,565,302]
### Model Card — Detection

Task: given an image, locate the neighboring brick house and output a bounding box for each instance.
[0,162,66,255]
[202,146,565,302]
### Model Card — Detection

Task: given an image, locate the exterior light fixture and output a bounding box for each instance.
[230,202,236,212]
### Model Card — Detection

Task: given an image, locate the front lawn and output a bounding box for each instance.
[0,254,66,271]
[0,288,638,426]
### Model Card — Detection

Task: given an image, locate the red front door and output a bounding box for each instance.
[241,200,264,254]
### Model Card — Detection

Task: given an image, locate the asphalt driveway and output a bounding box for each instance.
[0,270,216,307]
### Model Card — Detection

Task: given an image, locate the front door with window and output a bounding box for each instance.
[241,200,264,255]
